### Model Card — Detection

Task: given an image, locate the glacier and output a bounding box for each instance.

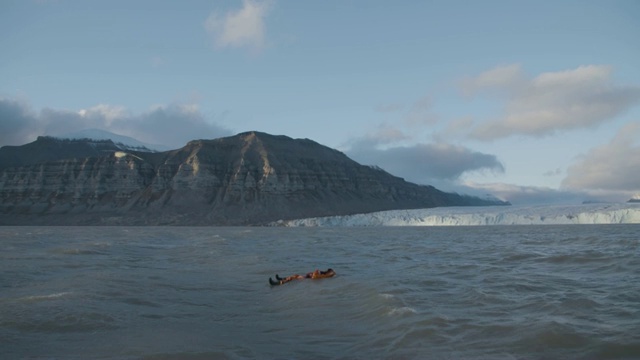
[276,203,640,226]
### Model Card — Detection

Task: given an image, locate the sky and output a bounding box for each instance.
[1,0,639,204]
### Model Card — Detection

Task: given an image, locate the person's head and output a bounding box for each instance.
[325,268,335,275]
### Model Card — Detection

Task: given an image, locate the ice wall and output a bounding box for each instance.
[278,203,640,226]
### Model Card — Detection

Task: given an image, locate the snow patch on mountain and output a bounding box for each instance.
[277,203,640,226]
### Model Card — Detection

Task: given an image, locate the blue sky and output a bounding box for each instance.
[1,0,639,204]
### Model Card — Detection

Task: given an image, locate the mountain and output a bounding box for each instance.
[55,128,169,152]
[0,131,509,225]
[0,136,123,170]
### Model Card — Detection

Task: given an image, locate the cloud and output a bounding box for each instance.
[462,65,640,140]
[204,0,271,52]
[404,95,438,126]
[0,98,231,149]
[562,121,640,198]
[77,104,128,124]
[117,104,231,148]
[0,98,40,147]
[460,181,586,205]
[348,126,410,149]
[460,64,525,97]
[461,122,640,204]
[345,94,501,187]
[436,116,474,141]
[346,133,504,186]
[542,168,563,177]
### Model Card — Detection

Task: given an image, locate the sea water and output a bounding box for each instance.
[1,226,639,359]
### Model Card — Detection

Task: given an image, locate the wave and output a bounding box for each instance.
[18,292,73,303]
[387,306,418,316]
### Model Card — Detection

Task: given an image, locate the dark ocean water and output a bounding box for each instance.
[1,225,639,359]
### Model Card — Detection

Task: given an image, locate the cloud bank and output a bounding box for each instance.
[0,98,231,149]
[204,0,271,51]
[462,65,640,140]
[460,121,640,203]
[562,121,640,197]
[0,98,39,147]
[346,129,504,188]
[461,182,586,205]
[345,94,504,190]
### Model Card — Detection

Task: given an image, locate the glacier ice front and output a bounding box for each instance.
[278,203,640,226]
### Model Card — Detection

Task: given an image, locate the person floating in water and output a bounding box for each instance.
[269,268,336,286]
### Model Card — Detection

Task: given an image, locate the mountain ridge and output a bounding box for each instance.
[55,128,169,152]
[0,131,509,225]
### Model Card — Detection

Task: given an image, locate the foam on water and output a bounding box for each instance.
[20,291,73,303]
[387,306,418,316]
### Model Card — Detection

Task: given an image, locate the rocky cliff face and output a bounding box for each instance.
[0,132,508,225]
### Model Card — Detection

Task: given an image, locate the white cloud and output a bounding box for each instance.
[0,97,231,149]
[462,65,640,140]
[204,0,271,52]
[562,121,640,198]
[78,104,128,125]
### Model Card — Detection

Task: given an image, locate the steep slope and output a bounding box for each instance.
[0,131,508,225]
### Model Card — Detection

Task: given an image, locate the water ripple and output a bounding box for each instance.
[1,225,639,359]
